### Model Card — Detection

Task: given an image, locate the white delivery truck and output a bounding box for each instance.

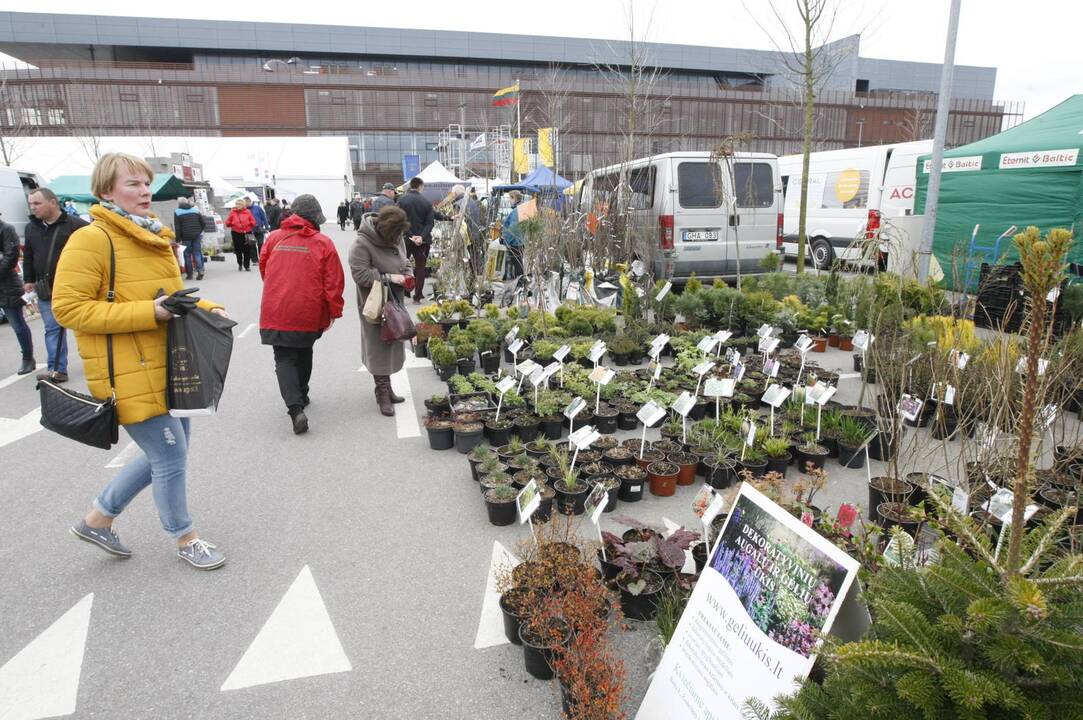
[779,140,933,269]
[579,151,783,283]
[0,166,44,238]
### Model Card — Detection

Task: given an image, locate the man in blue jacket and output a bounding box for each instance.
[245,197,270,256]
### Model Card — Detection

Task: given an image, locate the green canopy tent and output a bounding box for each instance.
[47,173,192,203]
[914,95,1083,289]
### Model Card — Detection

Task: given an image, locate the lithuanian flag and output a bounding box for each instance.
[492,83,520,107]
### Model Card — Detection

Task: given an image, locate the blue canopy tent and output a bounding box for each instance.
[494,166,572,194]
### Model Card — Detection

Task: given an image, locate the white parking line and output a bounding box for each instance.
[0,364,46,391]
[0,407,43,449]
[105,440,140,468]
[389,371,420,439]
[238,323,257,339]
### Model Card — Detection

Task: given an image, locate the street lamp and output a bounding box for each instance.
[856,119,865,148]
[262,57,301,72]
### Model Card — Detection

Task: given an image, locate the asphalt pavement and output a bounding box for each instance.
[0,226,1048,720]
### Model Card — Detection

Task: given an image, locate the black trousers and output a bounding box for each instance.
[273,345,313,412]
[232,231,258,269]
[353,217,362,231]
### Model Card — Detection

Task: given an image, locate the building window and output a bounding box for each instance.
[46,108,65,125]
[331,95,346,105]
[119,92,138,102]
[424,93,439,107]
[21,108,42,126]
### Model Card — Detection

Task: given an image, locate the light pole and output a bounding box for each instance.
[856,119,865,148]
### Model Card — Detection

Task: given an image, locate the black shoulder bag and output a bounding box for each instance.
[37,228,119,449]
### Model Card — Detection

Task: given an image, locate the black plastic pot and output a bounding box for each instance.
[692,543,708,573]
[868,430,896,461]
[486,422,513,447]
[426,424,454,450]
[738,457,768,480]
[519,620,571,680]
[436,363,458,381]
[534,491,555,523]
[819,434,840,458]
[868,476,915,521]
[555,483,589,515]
[611,352,629,366]
[837,441,865,468]
[765,454,790,476]
[618,571,664,621]
[485,494,518,526]
[594,411,618,434]
[479,351,501,374]
[514,417,540,442]
[705,457,738,489]
[457,358,477,375]
[617,409,639,431]
[499,591,526,645]
[794,446,829,472]
[541,416,564,440]
[617,471,646,502]
[689,399,710,421]
[930,410,958,440]
[454,426,484,454]
[414,342,428,359]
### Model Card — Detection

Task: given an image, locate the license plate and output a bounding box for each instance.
[682,230,719,242]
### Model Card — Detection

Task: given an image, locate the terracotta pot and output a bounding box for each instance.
[839,337,854,351]
[647,461,679,497]
[669,452,699,486]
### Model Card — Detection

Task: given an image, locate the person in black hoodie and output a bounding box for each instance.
[396,176,435,303]
[173,197,206,281]
[21,188,88,382]
[0,212,33,375]
[336,200,349,231]
[266,198,283,230]
[349,194,365,231]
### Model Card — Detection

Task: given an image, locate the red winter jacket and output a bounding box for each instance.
[259,215,345,333]
[225,207,257,233]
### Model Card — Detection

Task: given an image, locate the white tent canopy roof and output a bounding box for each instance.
[415,160,462,184]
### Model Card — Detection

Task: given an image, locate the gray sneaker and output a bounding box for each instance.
[178,538,226,570]
[71,520,132,557]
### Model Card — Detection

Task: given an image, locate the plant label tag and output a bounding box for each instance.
[648,345,662,360]
[713,330,732,344]
[728,348,741,365]
[650,333,670,351]
[1040,403,1058,428]
[795,334,814,354]
[517,480,540,524]
[763,358,780,378]
[1014,357,1049,376]
[701,492,726,529]
[542,362,561,381]
[507,338,525,354]
[703,378,731,398]
[637,401,666,427]
[495,376,516,395]
[672,391,695,417]
[692,360,715,377]
[1047,287,1061,303]
[590,367,616,385]
[588,341,607,364]
[950,487,969,514]
[653,362,663,381]
[585,483,609,524]
[697,336,718,355]
[756,324,773,338]
[761,384,791,408]
[744,421,757,447]
[515,359,537,376]
[570,425,601,450]
[852,330,873,352]
[932,383,956,405]
[529,366,547,387]
[552,344,571,362]
[564,397,586,420]
[655,281,672,301]
[898,394,923,423]
[951,350,970,369]
[757,336,780,354]
[504,325,520,344]
[733,362,746,382]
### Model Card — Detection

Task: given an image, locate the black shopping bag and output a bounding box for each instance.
[167,308,238,417]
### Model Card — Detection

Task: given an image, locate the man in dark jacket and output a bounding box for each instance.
[1,212,34,375]
[370,183,396,214]
[173,197,206,281]
[336,201,349,230]
[349,194,366,231]
[245,197,270,256]
[21,188,88,381]
[397,177,435,303]
[266,198,283,230]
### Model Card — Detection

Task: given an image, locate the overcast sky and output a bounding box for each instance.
[0,0,1078,120]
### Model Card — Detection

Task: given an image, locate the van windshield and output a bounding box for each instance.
[677,162,723,209]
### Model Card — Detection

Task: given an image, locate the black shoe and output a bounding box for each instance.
[245,266,252,272]
[17,356,35,375]
[196,272,204,280]
[185,273,193,280]
[238,265,244,271]
[289,409,309,435]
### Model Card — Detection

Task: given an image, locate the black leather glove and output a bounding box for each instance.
[158,287,200,317]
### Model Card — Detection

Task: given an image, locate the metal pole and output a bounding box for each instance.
[917,0,963,282]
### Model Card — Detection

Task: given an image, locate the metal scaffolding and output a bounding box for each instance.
[437,124,513,180]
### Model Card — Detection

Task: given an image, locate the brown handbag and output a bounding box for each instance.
[380,279,416,343]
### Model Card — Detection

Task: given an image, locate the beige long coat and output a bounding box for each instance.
[348,216,413,375]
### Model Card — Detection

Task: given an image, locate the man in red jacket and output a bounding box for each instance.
[259,195,345,435]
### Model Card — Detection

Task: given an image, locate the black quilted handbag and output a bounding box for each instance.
[38,228,119,450]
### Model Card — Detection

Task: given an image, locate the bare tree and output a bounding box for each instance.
[0,68,38,167]
[749,0,853,273]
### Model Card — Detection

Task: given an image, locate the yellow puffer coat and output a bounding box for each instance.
[52,205,223,426]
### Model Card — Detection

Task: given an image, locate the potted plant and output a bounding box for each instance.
[761,436,792,476]
[533,393,565,441]
[518,615,571,680]
[424,417,454,450]
[704,454,738,490]
[424,393,450,416]
[513,413,540,442]
[636,449,665,471]
[554,468,588,515]
[615,402,639,430]
[603,445,634,467]
[668,451,700,486]
[615,570,665,621]
[485,417,513,447]
[475,456,508,484]
[429,340,458,381]
[484,483,519,526]
[867,476,914,521]
[525,438,552,460]
[836,416,868,468]
[615,464,647,502]
[467,444,493,481]
[738,446,769,480]
[593,403,619,434]
[453,420,484,454]
[647,460,680,497]
[794,432,829,472]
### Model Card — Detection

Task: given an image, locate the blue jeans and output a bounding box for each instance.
[94,414,194,539]
[183,239,205,275]
[37,299,68,373]
[2,303,33,357]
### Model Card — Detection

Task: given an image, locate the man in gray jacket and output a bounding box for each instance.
[370,183,397,213]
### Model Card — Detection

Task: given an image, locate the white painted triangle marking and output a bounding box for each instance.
[220,566,351,691]
[474,541,520,649]
[661,516,696,575]
[237,323,257,339]
[0,407,43,449]
[105,440,140,468]
[389,371,420,439]
[0,593,93,720]
[0,364,46,391]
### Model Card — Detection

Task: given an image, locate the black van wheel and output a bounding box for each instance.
[811,238,834,270]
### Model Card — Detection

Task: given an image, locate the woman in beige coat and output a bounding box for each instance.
[349,205,414,416]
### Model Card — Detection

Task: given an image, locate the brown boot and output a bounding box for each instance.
[374,375,395,417]
[387,383,405,404]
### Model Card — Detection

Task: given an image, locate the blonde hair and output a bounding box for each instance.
[91,152,154,199]
[234,198,245,208]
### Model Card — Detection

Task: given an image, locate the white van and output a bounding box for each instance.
[0,166,44,238]
[779,140,933,269]
[579,151,782,282]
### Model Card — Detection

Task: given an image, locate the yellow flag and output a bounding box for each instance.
[538,128,556,167]
[513,138,531,174]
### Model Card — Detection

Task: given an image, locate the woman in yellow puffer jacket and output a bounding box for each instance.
[52,152,229,570]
